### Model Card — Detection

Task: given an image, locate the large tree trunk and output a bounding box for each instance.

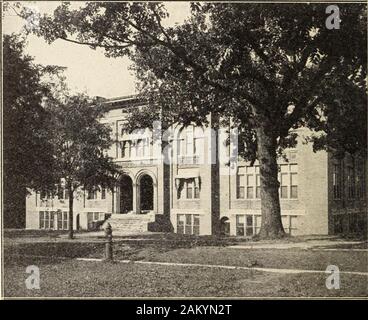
[68,188,74,239]
[256,125,285,239]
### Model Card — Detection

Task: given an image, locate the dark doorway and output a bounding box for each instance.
[120,175,133,213]
[140,175,154,213]
[220,217,230,236]
[76,214,80,230]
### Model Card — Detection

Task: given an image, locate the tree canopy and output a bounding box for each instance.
[3,33,57,227]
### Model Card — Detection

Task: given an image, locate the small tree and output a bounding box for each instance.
[45,93,120,239]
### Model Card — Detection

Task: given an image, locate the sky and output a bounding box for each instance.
[3,1,191,98]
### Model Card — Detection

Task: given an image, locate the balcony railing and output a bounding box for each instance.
[178,155,201,165]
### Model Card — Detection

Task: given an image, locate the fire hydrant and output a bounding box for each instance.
[104,223,113,262]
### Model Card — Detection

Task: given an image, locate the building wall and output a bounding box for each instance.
[217,128,330,236]
[25,97,367,236]
[328,154,367,234]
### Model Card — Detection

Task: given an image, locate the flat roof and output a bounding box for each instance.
[103,94,145,110]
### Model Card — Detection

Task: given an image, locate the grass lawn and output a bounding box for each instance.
[3,255,368,298]
[3,231,368,298]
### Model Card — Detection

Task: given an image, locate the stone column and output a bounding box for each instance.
[132,183,138,214]
[153,183,158,213]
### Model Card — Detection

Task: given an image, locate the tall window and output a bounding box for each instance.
[236,214,261,236]
[39,211,57,229]
[135,138,150,158]
[256,174,261,198]
[237,174,245,199]
[178,179,200,199]
[136,139,144,157]
[87,190,97,200]
[237,166,260,199]
[356,161,366,199]
[347,167,355,199]
[333,162,342,199]
[177,125,203,164]
[121,140,131,159]
[177,214,200,235]
[56,211,68,230]
[279,164,298,199]
[57,186,69,200]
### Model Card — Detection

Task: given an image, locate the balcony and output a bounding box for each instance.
[178,155,201,165]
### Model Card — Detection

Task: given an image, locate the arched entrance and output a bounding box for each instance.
[139,174,154,213]
[120,175,133,214]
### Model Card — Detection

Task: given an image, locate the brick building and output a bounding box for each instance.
[25,95,367,236]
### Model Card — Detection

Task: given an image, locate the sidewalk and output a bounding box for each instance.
[228,239,367,250]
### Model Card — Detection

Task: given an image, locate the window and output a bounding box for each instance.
[57,186,64,200]
[45,211,50,229]
[236,214,296,236]
[177,214,185,234]
[246,215,254,236]
[178,179,200,199]
[280,173,288,198]
[55,211,69,230]
[236,214,261,236]
[333,163,342,199]
[101,187,106,200]
[57,186,69,200]
[347,167,355,199]
[290,173,298,199]
[237,166,260,199]
[39,211,59,229]
[177,214,200,235]
[236,215,245,236]
[246,174,254,199]
[39,211,45,229]
[87,190,97,200]
[57,211,62,229]
[279,164,298,199]
[40,190,51,200]
[193,215,200,235]
[136,139,144,157]
[237,174,245,199]
[121,140,131,159]
[356,161,366,199]
[186,181,193,199]
[177,125,204,164]
[63,212,68,230]
[256,174,261,199]
[194,185,200,199]
[185,215,192,235]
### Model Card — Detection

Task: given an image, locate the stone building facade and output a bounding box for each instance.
[25,95,367,236]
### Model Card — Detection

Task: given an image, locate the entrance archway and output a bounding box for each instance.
[139,174,154,213]
[120,175,133,214]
